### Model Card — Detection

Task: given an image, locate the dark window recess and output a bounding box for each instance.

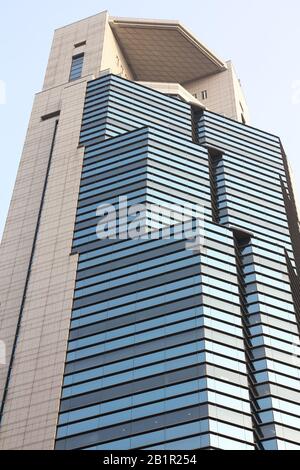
[74,41,86,48]
[69,53,84,81]
[190,106,203,144]
[208,149,223,224]
[41,110,61,121]
[201,90,208,100]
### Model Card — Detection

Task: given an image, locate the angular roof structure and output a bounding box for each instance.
[109,17,227,83]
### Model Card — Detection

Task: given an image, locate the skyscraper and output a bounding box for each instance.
[0,11,300,450]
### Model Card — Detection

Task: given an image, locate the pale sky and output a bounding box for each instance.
[1,0,300,238]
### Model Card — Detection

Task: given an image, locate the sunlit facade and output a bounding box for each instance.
[0,12,299,450]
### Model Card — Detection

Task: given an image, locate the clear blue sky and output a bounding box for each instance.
[1,0,300,238]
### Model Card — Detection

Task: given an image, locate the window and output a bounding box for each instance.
[74,40,86,48]
[41,110,60,121]
[201,90,208,100]
[69,53,84,81]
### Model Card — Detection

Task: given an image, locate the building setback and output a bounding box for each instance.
[0,11,300,450]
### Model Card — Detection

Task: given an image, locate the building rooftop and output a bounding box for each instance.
[109,17,227,83]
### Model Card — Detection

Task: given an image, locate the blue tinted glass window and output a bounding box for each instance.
[70,54,84,81]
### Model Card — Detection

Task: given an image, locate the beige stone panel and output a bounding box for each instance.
[0,92,62,416]
[184,61,250,124]
[228,61,250,124]
[184,69,237,120]
[43,11,108,90]
[0,80,85,450]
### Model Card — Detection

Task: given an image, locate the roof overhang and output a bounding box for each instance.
[109,17,227,83]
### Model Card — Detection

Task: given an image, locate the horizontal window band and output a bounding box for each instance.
[75,203,211,232]
[83,100,191,131]
[219,208,289,232]
[73,262,238,303]
[84,84,190,117]
[217,182,285,206]
[82,127,206,162]
[200,110,280,143]
[70,344,212,389]
[59,378,250,427]
[77,169,210,205]
[75,247,236,284]
[200,134,283,170]
[71,288,240,331]
[56,396,252,440]
[56,401,253,450]
[62,360,248,411]
[216,174,283,200]
[80,167,148,194]
[81,427,253,450]
[72,267,202,306]
[55,405,209,449]
[73,229,233,258]
[63,332,245,376]
[60,362,247,415]
[82,144,208,177]
[217,189,285,213]
[220,155,285,180]
[65,334,209,375]
[86,76,190,113]
[215,165,282,190]
[98,431,253,451]
[76,180,147,210]
[81,151,208,185]
[219,217,291,244]
[83,130,149,157]
[199,125,282,161]
[76,247,199,282]
[83,89,189,119]
[70,301,242,343]
[218,200,287,222]
[75,181,210,214]
[221,154,286,179]
[71,293,203,330]
[74,228,234,264]
[67,312,243,358]
[83,147,150,170]
[202,119,281,153]
[82,96,191,130]
[64,327,244,382]
[80,160,210,195]
[200,135,283,171]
